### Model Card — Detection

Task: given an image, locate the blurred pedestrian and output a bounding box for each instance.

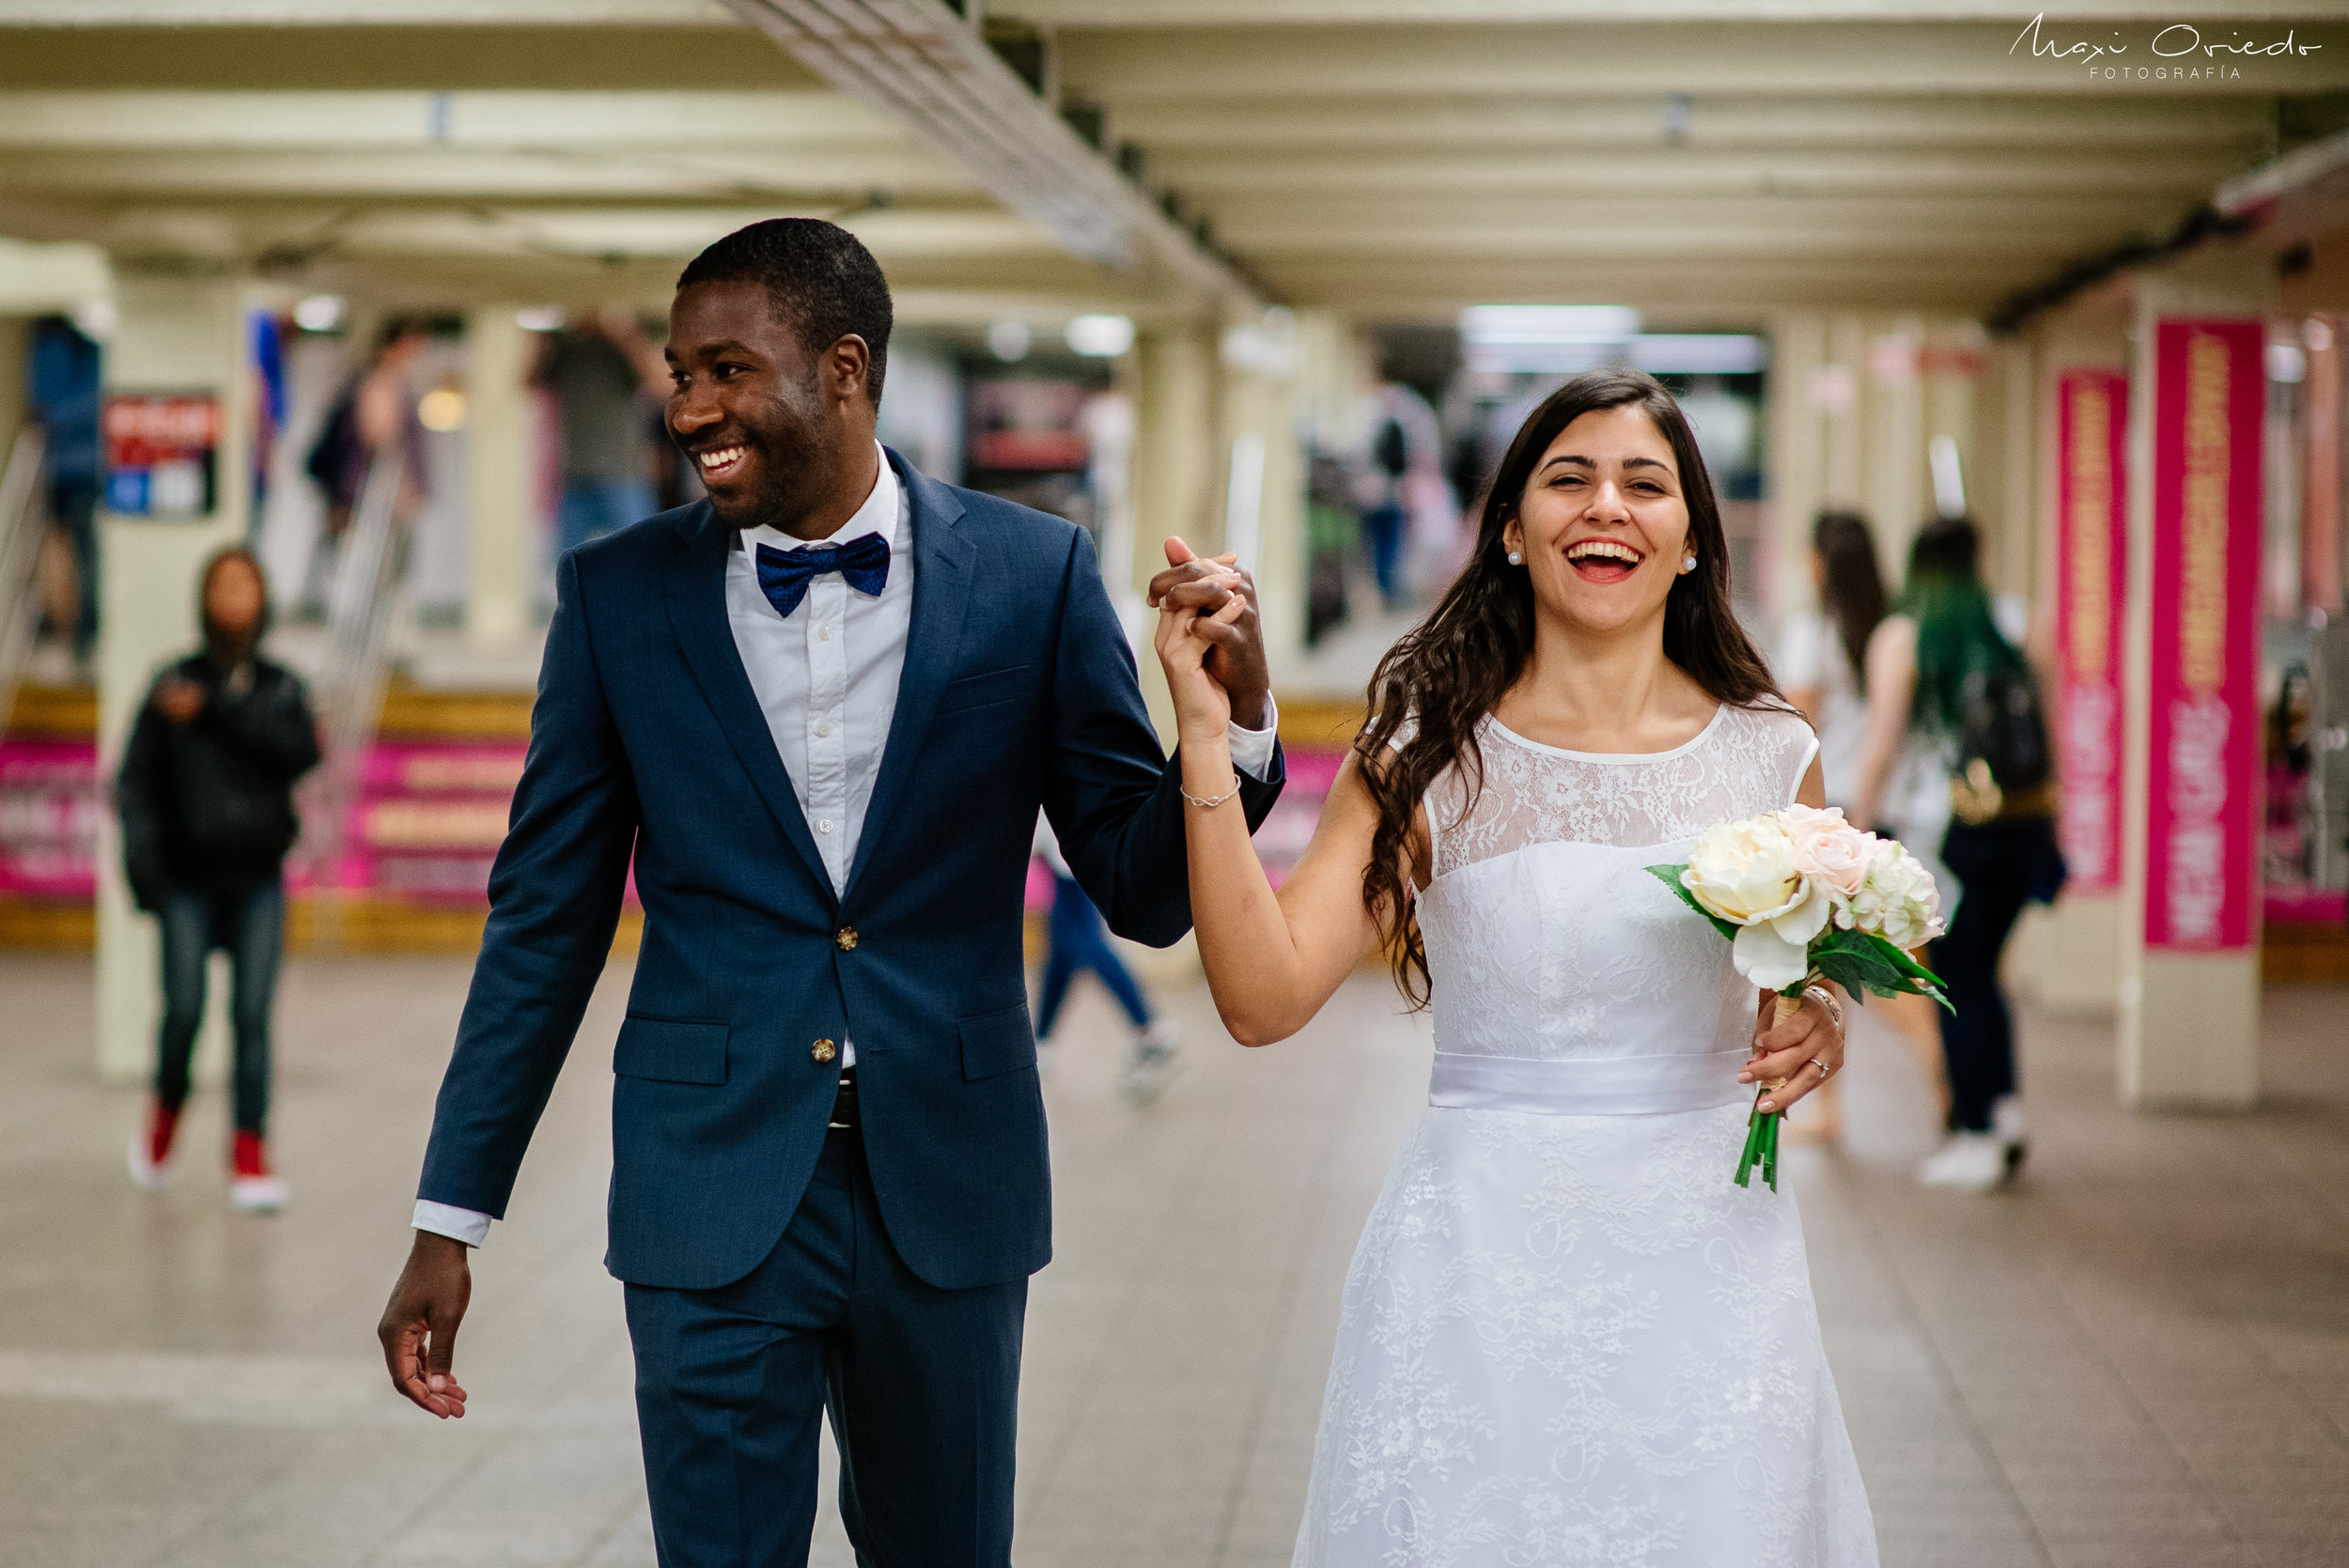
[1034,818,1179,1104]
[1359,394,1411,612]
[536,305,670,554]
[1853,518,2061,1192]
[306,318,429,539]
[1779,510,1947,1137]
[117,548,320,1209]
[1779,511,1882,809]
[27,312,102,667]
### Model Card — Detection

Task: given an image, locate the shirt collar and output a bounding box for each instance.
[737,442,900,555]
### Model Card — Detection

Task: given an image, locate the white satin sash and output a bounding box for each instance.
[1427,1049,1748,1117]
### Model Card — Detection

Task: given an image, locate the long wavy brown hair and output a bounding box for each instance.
[1357,367,1790,1005]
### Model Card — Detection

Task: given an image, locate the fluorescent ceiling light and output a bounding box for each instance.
[1464,332,1766,378]
[292,294,344,333]
[1460,304,1641,346]
[987,319,1032,362]
[1630,335,1767,374]
[1066,314,1135,358]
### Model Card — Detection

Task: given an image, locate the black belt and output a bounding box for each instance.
[828,1064,859,1131]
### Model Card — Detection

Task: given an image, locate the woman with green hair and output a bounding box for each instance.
[1854,517,2064,1193]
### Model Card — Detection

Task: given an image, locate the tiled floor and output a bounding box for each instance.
[1,948,2344,1567]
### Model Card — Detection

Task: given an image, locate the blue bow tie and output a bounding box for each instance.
[754,533,891,620]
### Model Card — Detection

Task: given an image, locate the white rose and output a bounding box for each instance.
[1780,803,1876,902]
[1681,815,1831,992]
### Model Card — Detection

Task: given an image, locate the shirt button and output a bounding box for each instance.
[817,818,835,833]
[811,1038,837,1064]
[816,721,831,737]
[817,624,832,642]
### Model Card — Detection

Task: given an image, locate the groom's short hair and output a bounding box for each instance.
[678,218,893,402]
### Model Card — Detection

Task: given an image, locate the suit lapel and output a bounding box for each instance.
[843,455,973,902]
[661,500,836,906]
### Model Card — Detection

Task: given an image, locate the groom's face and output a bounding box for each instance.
[666,278,873,535]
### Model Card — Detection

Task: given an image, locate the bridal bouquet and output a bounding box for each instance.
[1647,806,1949,1191]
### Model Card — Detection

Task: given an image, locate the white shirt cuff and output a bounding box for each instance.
[413,1200,492,1248]
[1228,694,1279,783]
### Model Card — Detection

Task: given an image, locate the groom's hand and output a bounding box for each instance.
[379,1230,473,1419]
[1148,537,1270,730]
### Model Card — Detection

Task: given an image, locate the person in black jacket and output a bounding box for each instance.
[117,547,320,1208]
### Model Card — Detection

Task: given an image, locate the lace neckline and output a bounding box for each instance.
[1483,703,1727,766]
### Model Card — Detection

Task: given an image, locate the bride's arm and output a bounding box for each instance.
[1152,551,1395,1048]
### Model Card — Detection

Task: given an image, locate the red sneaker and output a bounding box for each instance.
[228,1130,289,1212]
[127,1099,181,1190]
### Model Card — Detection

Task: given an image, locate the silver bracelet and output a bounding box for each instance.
[1803,984,1843,1033]
[1181,774,1242,810]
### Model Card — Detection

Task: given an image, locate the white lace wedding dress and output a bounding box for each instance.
[1295,704,1878,1568]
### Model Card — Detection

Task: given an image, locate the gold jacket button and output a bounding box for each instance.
[835,927,859,952]
[811,1038,837,1064]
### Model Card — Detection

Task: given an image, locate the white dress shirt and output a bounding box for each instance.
[416,443,1276,1248]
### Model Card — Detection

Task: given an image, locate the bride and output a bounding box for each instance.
[1153,368,1878,1566]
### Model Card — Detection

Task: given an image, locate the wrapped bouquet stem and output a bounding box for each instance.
[1648,805,1950,1191]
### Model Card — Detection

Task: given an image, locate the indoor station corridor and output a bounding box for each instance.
[3,953,2347,1568]
[4,4,2349,1567]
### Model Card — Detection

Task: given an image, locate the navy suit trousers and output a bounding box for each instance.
[625,1127,1025,1568]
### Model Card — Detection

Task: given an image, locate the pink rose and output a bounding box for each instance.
[1777,804,1876,901]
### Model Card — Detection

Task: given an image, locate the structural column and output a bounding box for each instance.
[464,306,534,650]
[2116,264,2268,1110]
[1128,324,1216,738]
[1216,309,1307,680]
[94,265,253,1081]
[1764,310,1828,623]
[2020,302,2130,1017]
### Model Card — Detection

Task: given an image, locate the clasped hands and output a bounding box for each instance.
[1148,536,1270,738]
[1740,987,1844,1114]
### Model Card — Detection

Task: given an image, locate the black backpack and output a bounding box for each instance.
[304,381,364,506]
[1951,661,2051,823]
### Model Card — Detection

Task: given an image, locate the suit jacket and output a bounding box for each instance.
[416,452,1284,1292]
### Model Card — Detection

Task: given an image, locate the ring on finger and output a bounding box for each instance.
[1809,1057,1833,1079]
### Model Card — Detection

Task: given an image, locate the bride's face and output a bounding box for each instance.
[1503,405,1692,639]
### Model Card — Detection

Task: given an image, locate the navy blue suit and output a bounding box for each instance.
[415,454,1282,1565]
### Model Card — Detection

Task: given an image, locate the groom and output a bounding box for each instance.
[377,219,1284,1566]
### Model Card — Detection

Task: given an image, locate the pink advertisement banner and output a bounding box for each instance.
[2144,318,2263,952]
[2054,367,2129,894]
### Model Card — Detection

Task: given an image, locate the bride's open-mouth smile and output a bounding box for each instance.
[1563,536,1645,584]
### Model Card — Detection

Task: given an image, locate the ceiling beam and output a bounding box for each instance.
[1157,148,2245,200]
[0,149,975,203]
[11,1,2344,23]
[1249,258,2077,316]
[0,1,734,23]
[1056,22,2349,101]
[1019,1,2349,22]
[0,194,1058,263]
[713,0,1259,308]
[0,90,906,147]
[1106,94,2280,153]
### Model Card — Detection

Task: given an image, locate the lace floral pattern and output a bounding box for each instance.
[1296,706,1875,1568]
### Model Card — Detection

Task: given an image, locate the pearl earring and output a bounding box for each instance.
[1681,555,1697,574]
[1507,551,1523,566]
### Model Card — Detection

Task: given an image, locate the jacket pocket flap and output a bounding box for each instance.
[614,1017,729,1084]
[936,664,1031,715]
[958,1004,1037,1080]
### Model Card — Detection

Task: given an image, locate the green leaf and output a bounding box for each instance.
[1812,932,1952,1011]
[1813,948,1907,998]
[1644,863,1739,942]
